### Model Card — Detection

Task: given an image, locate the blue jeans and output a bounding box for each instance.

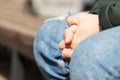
[34,16,120,80]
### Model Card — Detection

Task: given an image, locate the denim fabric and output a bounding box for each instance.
[70,26,120,80]
[34,16,120,80]
[34,16,70,80]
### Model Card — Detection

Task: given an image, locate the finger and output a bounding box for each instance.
[62,48,73,61]
[58,40,65,50]
[64,28,74,44]
[69,25,77,33]
[64,25,77,44]
[67,15,80,27]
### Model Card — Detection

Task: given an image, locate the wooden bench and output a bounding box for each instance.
[0,0,46,80]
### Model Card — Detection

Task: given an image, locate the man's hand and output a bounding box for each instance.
[59,12,101,61]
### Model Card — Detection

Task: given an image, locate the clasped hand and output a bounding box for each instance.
[58,12,101,62]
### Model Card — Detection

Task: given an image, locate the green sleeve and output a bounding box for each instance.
[90,0,120,30]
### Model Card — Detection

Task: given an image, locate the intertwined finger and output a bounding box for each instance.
[67,15,80,27]
[62,48,73,62]
[58,40,65,50]
[64,25,77,44]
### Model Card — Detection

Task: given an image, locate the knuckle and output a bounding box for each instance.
[67,15,80,26]
[67,17,72,24]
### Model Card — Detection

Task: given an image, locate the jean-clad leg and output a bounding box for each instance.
[70,26,120,80]
[34,18,70,80]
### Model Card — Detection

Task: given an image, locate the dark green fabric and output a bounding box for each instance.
[90,0,120,30]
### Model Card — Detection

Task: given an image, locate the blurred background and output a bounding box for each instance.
[0,0,97,80]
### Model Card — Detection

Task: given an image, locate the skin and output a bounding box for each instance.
[58,12,102,62]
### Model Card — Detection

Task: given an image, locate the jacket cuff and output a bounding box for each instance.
[99,5,113,30]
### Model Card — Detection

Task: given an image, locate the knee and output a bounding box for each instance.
[34,18,69,55]
[70,27,120,80]
[36,19,68,44]
[34,19,65,61]
[70,26,120,68]
[73,32,120,60]
[33,19,70,80]
[72,26,120,60]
